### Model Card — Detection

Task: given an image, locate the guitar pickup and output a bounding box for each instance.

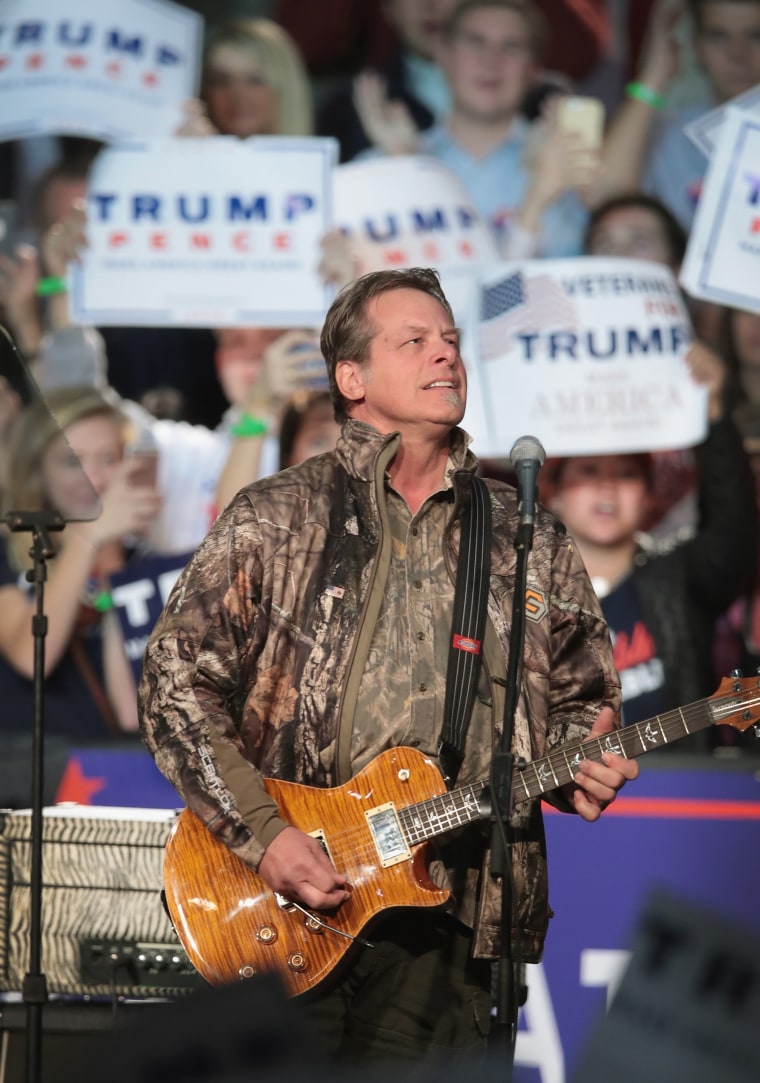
[365,803,411,867]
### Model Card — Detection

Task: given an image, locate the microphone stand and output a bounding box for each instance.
[5,509,66,1083]
[488,511,535,1069]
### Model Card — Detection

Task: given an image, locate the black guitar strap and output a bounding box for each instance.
[438,475,492,789]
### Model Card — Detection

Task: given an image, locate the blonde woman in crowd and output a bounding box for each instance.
[0,386,161,744]
[194,18,315,138]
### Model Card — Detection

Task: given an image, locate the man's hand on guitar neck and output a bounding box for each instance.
[258,825,351,910]
[563,707,640,822]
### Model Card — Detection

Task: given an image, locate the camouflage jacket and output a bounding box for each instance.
[138,420,620,961]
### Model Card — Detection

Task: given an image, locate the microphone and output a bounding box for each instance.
[510,434,546,528]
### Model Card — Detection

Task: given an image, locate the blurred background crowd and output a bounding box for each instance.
[1,0,760,807]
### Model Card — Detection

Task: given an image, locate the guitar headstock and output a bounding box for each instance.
[712,673,760,734]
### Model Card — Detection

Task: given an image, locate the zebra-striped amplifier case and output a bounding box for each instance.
[0,806,199,998]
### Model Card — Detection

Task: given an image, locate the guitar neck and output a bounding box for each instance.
[398,695,721,847]
[511,697,717,803]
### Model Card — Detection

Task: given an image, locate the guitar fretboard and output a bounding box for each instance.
[396,682,760,847]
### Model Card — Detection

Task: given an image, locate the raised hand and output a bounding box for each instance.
[78,456,163,548]
[174,98,218,137]
[352,70,420,156]
[636,0,684,96]
[684,340,728,422]
[42,200,88,277]
[318,228,365,290]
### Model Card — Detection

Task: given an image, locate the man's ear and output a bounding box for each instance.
[335,359,366,407]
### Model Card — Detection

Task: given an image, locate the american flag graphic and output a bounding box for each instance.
[478,270,579,361]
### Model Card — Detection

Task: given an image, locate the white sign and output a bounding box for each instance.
[334,155,498,321]
[0,0,202,141]
[680,107,760,315]
[462,257,705,458]
[69,137,338,327]
[684,84,760,159]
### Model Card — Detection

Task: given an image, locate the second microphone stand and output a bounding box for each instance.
[6,509,66,1083]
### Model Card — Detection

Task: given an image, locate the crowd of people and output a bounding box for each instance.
[0,0,759,1064]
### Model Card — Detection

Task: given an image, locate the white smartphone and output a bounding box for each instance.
[557,96,605,149]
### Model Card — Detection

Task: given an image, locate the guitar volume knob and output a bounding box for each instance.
[256,925,278,944]
[287,952,308,972]
[239,964,256,979]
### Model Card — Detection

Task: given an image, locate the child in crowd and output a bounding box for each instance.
[545,342,756,748]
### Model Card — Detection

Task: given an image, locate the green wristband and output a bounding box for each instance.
[35,275,68,297]
[626,81,665,110]
[230,412,269,438]
[92,591,114,613]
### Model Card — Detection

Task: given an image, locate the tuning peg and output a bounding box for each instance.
[755,724,760,741]
[730,668,744,678]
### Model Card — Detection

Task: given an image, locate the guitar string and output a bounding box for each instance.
[530,694,742,797]
[304,697,717,853]
[265,688,758,866]
[269,701,705,858]
[291,801,479,861]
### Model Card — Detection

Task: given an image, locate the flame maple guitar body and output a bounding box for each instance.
[163,746,453,997]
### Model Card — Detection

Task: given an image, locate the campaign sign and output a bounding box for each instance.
[463,257,705,459]
[684,84,760,159]
[69,136,337,327]
[333,155,497,321]
[680,107,760,315]
[334,155,497,273]
[0,0,201,141]
[109,550,192,682]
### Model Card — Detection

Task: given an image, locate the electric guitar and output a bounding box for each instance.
[163,674,760,997]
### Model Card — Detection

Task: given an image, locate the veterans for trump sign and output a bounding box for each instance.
[70,136,337,327]
[462,257,706,458]
[0,0,201,142]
